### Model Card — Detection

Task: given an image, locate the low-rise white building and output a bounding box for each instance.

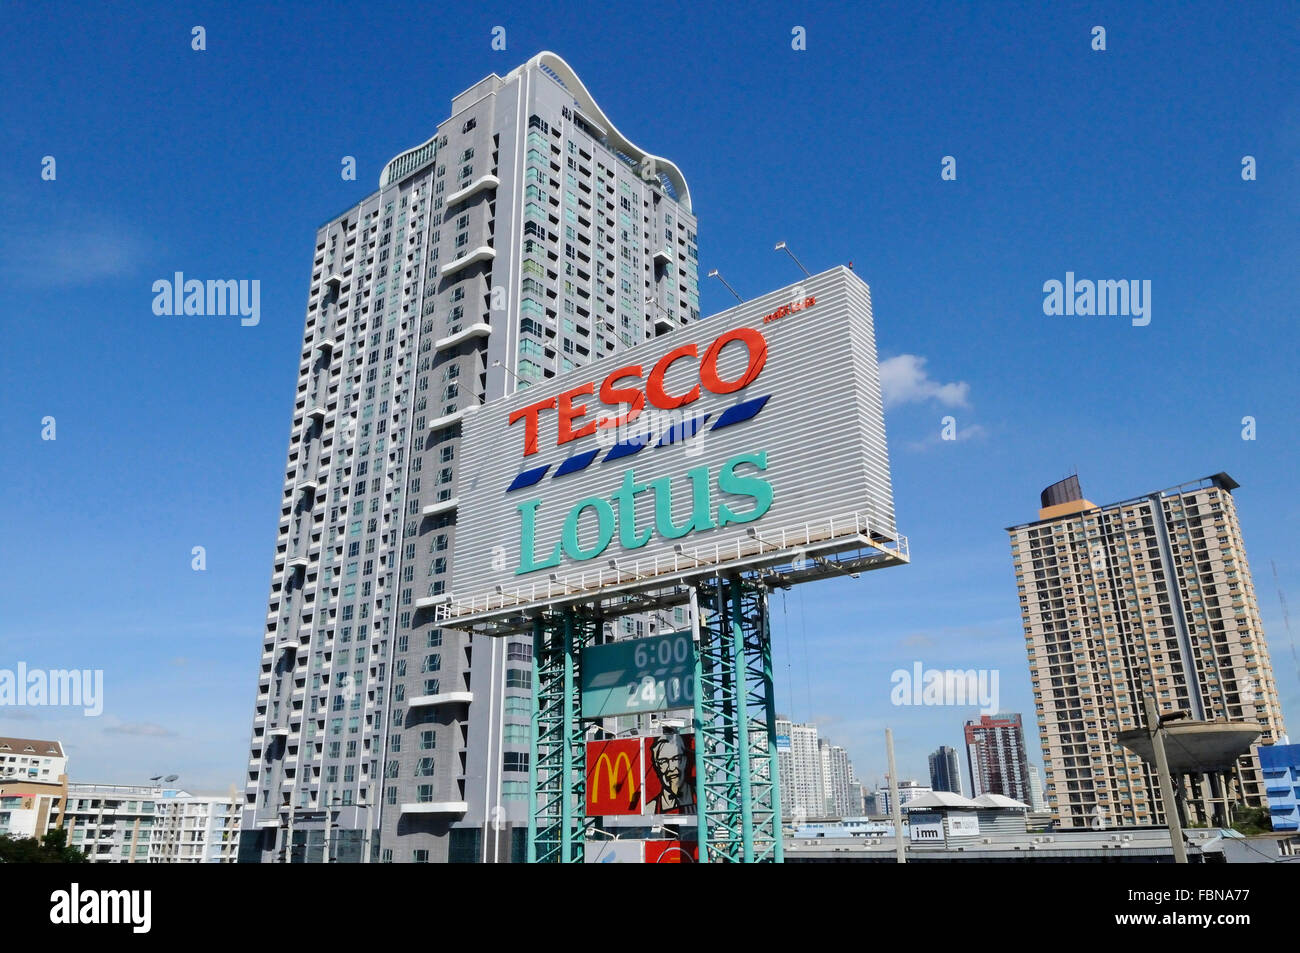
[150,790,240,863]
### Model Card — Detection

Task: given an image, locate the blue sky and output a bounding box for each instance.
[1,0,1297,794]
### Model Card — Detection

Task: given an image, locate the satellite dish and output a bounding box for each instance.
[149,775,163,781]
[164,774,179,783]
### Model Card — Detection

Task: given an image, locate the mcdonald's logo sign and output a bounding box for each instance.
[585,739,642,816]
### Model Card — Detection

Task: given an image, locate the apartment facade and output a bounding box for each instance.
[776,719,823,821]
[150,791,241,863]
[1007,473,1287,828]
[0,737,67,839]
[819,740,856,818]
[965,713,1032,804]
[928,744,964,796]
[57,783,158,863]
[874,779,931,817]
[239,52,698,863]
[0,736,66,788]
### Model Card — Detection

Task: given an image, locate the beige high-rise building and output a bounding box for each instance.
[1007,473,1286,829]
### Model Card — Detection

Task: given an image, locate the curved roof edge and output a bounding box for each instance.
[525,51,692,214]
[380,131,439,190]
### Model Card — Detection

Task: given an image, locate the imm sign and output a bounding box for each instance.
[444,267,898,624]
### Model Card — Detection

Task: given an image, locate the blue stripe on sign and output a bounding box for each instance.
[657,414,712,447]
[711,394,770,431]
[506,464,550,493]
[604,433,653,462]
[552,448,602,479]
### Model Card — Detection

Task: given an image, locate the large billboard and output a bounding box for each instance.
[443,267,897,625]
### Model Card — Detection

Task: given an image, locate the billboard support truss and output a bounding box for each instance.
[693,574,783,863]
[526,574,784,863]
[528,607,597,863]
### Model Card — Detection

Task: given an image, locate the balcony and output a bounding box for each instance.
[415,591,451,610]
[421,497,458,518]
[408,691,473,708]
[285,554,309,571]
[439,245,495,278]
[426,409,464,431]
[653,247,673,266]
[434,323,492,352]
[444,173,500,208]
[399,801,468,815]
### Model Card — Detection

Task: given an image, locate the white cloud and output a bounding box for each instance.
[879,354,970,409]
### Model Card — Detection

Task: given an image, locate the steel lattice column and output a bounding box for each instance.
[528,608,596,862]
[692,573,784,863]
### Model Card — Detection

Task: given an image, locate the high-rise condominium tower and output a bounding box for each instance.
[776,719,824,821]
[239,52,699,863]
[819,740,856,817]
[928,744,964,796]
[964,713,1031,803]
[1007,474,1286,829]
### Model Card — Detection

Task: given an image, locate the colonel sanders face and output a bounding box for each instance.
[651,732,688,800]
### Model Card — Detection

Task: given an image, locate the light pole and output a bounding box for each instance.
[706,269,744,304]
[1143,696,1189,864]
[491,358,531,390]
[773,241,810,277]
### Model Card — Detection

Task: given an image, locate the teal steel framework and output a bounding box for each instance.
[527,574,783,863]
[693,573,783,862]
[527,607,598,863]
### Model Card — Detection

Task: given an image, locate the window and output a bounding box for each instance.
[503,780,528,801]
[504,724,530,744]
[503,752,530,772]
[506,668,531,690]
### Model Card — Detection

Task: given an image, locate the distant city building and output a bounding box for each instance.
[1027,763,1046,812]
[1008,473,1288,828]
[928,745,964,795]
[1259,744,1300,832]
[0,737,67,839]
[965,713,1031,804]
[150,790,241,863]
[42,782,240,863]
[57,783,159,863]
[776,719,822,820]
[875,779,931,817]
[0,736,66,788]
[776,719,859,820]
[820,740,856,817]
